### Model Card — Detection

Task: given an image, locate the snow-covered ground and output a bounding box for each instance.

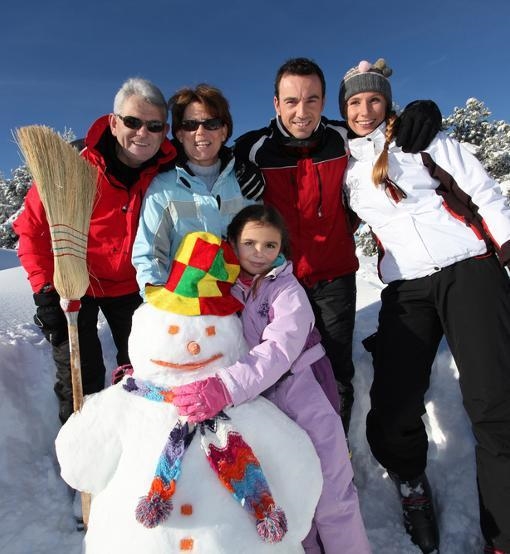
[0,248,482,553]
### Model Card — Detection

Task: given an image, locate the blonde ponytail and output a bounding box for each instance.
[372,113,398,187]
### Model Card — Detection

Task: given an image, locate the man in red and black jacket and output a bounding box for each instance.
[234,57,441,434]
[13,78,177,423]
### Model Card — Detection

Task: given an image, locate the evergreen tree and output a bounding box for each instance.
[355,225,378,257]
[0,165,32,248]
[443,97,492,146]
[444,98,510,183]
[478,122,510,184]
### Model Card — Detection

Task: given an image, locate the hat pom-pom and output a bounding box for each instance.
[135,493,173,528]
[358,60,372,73]
[256,506,288,543]
[373,58,393,77]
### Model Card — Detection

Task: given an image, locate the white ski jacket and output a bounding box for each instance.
[344,126,510,283]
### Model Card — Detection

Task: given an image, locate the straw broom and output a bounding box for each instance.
[16,125,98,528]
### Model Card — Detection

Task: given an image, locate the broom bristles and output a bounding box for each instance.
[15,125,98,301]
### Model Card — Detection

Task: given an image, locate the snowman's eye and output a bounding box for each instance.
[168,325,180,335]
[205,326,216,336]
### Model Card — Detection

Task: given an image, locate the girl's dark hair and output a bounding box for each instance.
[227,204,291,258]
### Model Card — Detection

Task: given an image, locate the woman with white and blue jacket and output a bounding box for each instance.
[133,84,261,292]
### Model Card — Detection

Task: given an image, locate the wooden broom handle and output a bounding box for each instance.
[64,309,84,412]
[63,305,91,528]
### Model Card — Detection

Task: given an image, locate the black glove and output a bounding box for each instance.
[234,158,265,201]
[395,100,442,154]
[33,288,68,346]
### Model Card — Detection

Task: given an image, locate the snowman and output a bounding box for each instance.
[55,231,323,554]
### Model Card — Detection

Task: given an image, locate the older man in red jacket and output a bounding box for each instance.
[14,77,177,423]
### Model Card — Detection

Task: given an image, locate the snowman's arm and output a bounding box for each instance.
[217,279,316,405]
[55,388,122,494]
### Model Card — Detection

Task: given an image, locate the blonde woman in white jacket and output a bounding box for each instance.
[340,59,510,554]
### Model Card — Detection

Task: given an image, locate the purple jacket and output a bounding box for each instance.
[218,262,324,405]
[218,262,371,553]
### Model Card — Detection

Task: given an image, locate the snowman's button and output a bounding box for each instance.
[181,503,193,516]
[180,537,194,550]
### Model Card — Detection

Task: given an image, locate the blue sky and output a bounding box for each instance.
[1,0,509,177]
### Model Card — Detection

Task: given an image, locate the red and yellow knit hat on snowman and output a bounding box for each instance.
[145,231,243,316]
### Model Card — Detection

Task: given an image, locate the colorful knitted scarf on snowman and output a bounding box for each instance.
[123,377,288,543]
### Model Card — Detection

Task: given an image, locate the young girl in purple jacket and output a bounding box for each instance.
[172,204,370,553]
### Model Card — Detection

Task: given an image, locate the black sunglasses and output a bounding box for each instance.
[115,114,165,133]
[180,118,223,132]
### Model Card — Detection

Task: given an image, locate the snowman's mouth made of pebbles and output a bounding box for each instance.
[150,352,223,371]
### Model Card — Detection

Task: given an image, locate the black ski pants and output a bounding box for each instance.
[366,255,510,550]
[306,272,356,433]
[52,292,142,423]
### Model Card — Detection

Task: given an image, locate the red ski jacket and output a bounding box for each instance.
[13,115,177,297]
[234,117,359,287]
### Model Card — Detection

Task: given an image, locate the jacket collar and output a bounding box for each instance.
[270,117,327,157]
[174,149,235,190]
[348,122,387,161]
[253,260,293,284]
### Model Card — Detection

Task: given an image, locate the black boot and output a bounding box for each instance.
[389,472,439,553]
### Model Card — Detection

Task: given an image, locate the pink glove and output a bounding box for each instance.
[172,376,232,423]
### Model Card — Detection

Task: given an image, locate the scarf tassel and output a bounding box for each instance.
[136,493,173,528]
[256,505,288,543]
[135,478,176,528]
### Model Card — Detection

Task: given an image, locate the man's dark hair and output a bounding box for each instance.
[274,57,326,99]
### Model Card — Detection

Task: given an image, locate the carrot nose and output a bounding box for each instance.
[187,341,201,355]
